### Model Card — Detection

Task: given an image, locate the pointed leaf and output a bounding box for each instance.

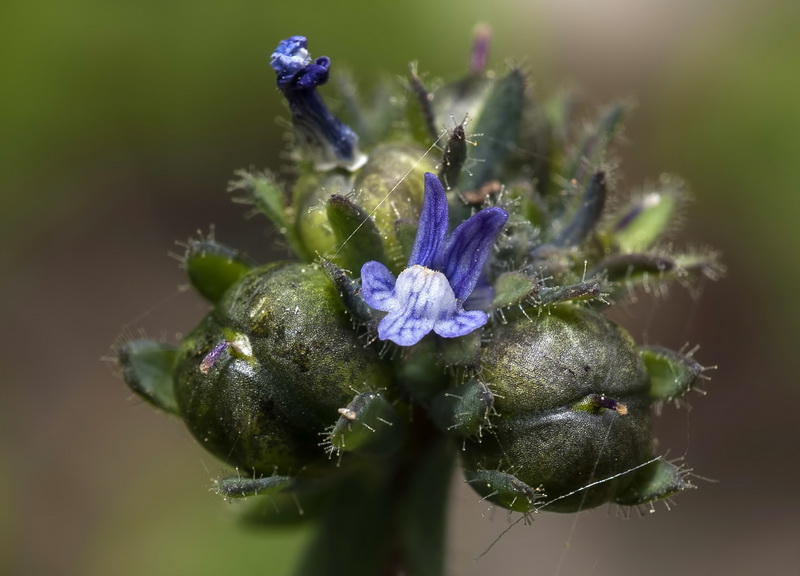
[429,379,494,437]
[184,239,254,303]
[641,345,709,401]
[406,62,438,144]
[611,175,686,252]
[492,271,538,309]
[118,340,179,414]
[460,68,525,193]
[566,100,629,184]
[615,459,693,506]
[229,169,288,228]
[554,170,607,246]
[214,474,295,499]
[322,260,377,325]
[538,279,603,306]
[326,194,386,271]
[328,392,404,455]
[438,122,468,190]
[464,468,541,513]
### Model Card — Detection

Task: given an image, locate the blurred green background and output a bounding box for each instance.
[2,1,798,574]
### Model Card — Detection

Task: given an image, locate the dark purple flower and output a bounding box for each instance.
[270,36,366,171]
[361,173,507,346]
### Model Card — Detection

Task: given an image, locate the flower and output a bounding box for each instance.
[270,36,367,171]
[361,173,508,346]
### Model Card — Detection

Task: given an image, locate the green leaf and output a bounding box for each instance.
[538,279,603,306]
[588,250,724,298]
[184,239,254,304]
[326,194,386,272]
[615,459,694,506]
[406,62,437,145]
[321,260,376,325]
[229,169,288,229]
[460,68,525,193]
[213,474,295,499]
[554,170,607,246]
[118,340,179,414]
[328,392,405,456]
[492,271,537,309]
[640,346,709,401]
[463,468,541,513]
[428,379,494,437]
[565,100,629,184]
[610,175,685,252]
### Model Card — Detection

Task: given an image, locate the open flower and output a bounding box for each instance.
[270,36,367,171]
[361,173,508,346]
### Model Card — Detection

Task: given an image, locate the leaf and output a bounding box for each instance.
[326,194,387,272]
[184,239,254,304]
[117,340,179,414]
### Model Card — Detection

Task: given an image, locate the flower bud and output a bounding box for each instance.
[462,306,654,512]
[173,262,392,476]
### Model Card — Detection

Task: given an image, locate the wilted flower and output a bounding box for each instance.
[270,35,366,171]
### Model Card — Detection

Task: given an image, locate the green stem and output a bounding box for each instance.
[292,416,455,576]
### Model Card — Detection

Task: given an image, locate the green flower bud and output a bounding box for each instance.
[351,144,434,271]
[462,306,654,512]
[173,262,392,476]
[291,144,434,272]
[293,171,353,259]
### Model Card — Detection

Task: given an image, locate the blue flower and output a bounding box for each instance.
[361,173,508,346]
[270,36,367,171]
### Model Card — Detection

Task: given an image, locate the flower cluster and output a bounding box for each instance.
[117,32,721,576]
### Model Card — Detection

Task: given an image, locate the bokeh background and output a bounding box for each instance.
[2,1,798,574]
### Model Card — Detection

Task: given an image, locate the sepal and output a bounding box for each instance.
[607,175,686,252]
[553,170,606,247]
[183,237,255,304]
[640,345,711,401]
[326,391,405,456]
[458,68,525,195]
[428,379,493,437]
[326,194,386,272]
[214,473,295,499]
[118,340,179,415]
[614,458,694,506]
[463,468,542,513]
[564,100,628,185]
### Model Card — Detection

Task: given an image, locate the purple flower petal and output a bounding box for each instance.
[409,173,449,268]
[377,265,457,346]
[360,261,397,312]
[433,309,488,338]
[437,207,508,301]
[270,36,312,83]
